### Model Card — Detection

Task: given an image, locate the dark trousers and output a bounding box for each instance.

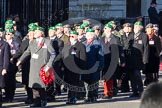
[25,84,33,100]
[4,72,16,101]
[0,88,2,107]
[84,80,98,99]
[129,70,143,93]
[32,88,46,104]
[46,82,55,98]
[144,73,159,86]
[55,83,61,94]
[67,79,78,100]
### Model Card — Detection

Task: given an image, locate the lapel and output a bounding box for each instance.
[34,38,46,53]
[0,40,4,47]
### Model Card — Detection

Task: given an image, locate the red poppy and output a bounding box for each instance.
[40,42,44,48]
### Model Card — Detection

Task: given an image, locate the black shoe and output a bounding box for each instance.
[25,99,33,104]
[63,88,67,92]
[5,99,13,103]
[129,93,139,97]
[84,98,91,103]
[30,103,41,107]
[138,92,143,97]
[91,97,97,103]
[66,98,77,104]
[41,100,47,107]
[47,97,55,102]
[102,95,112,99]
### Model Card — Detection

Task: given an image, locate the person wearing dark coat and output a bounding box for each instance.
[120,23,133,92]
[54,30,86,104]
[11,27,35,104]
[82,29,104,103]
[101,23,125,99]
[144,23,162,85]
[4,29,20,103]
[17,26,56,107]
[129,21,149,97]
[46,26,64,101]
[148,1,159,24]
[0,37,10,107]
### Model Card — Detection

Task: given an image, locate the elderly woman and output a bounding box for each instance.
[144,23,162,85]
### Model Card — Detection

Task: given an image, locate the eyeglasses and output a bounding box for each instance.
[70,36,75,38]
[6,33,12,35]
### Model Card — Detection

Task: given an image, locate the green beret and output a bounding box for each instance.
[86,28,95,33]
[134,21,143,26]
[77,25,85,30]
[48,26,56,31]
[5,20,13,25]
[0,28,3,32]
[35,26,44,31]
[5,29,14,33]
[28,27,36,32]
[104,23,113,29]
[82,22,89,27]
[70,30,78,35]
[5,24,13,29]
[55,23,63,28]
[28,23,37,29]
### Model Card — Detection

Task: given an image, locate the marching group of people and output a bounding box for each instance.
[0,16,162,107]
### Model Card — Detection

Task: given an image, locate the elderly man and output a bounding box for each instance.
[11,25,36,104]
[129,21,149,97]
[63,24,71,37]
[82,29,104,103]
[0,31,10,107]
[17,26,56,107]
[55,23,69,45]
[54,30,86,104]
[120,23,133,92]
[93,25,101,40]
[101,23,125,99]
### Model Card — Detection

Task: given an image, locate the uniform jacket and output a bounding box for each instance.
[55,41,86,83]
[12,39,30,84]
[100,35,125,78]
[59,34,69,45]
[144,35,162,74]
[19,38,56,88]
[0,38,10,88]
[127,32,149,70]
[82,39,104,81]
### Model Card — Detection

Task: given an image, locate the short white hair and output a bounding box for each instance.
[86,32,96,39]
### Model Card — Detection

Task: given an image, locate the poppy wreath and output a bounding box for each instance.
[40,65,55,85]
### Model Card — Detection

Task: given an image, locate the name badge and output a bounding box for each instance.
[71,51,76,55]
[11,49,16,55]
[149,40,154,45]
[32,53,39,59]
[42,44,47,48]
[138,40,143,44]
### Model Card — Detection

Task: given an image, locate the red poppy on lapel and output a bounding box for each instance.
[40,42,44,48]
